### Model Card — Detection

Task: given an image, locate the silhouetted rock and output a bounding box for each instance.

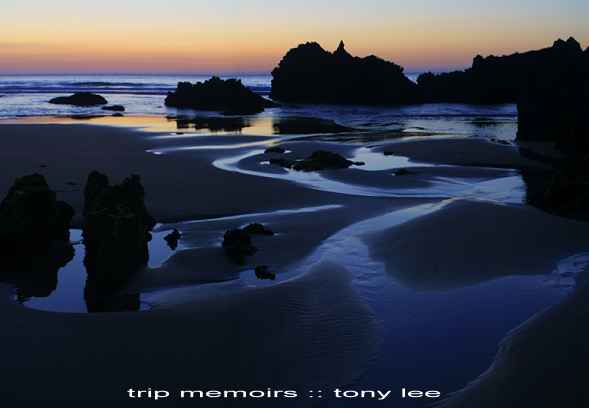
[255,265,276,280]
[102,105,125,112]
[265,146,286,154]
[82,172,156,295]
[165,77,277,115]
[270,150,364,172]
[418,37,585,104]
[49,92,108,106]
[524,157,589,220]
[516,38,588,149]
[243,223,274,236]
[0,174,74,255]
[271,41,420,104]
[222,229,257,264]
[164,229,181,250]
[0,174,74,299]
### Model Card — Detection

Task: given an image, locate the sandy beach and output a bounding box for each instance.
[0,113,586,407]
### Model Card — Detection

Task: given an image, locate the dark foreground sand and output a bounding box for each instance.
[1,121,588,407]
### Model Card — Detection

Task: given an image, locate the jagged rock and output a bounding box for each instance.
[49,92,108,106]
[0,174,74,254]
[270,150,364,172]
[0,174,74,298]
[418,37,585,104]
[164,229,181,250]
[243,223,274,236]
[101,105,125,112]
[265,146,286,154]
[271,41,420,104]
[165,76,278,115]
[222,229,257,264]
[517,40,589,151]
[82,172,156,295]
[255,265,276,280]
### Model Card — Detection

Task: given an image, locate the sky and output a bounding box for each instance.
[0,0,587,74]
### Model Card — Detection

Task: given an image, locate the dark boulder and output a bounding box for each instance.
[255,265,276,280]
[243,223,274,236]
[165,76,278,115]
[270,150,364,172]
[271,41,420,105]
[164,228,181,250]
[0,174,74,255]
[102,105,125,112]
[49,92,108,106]
[222,228,257,264]
[82,172,156,294]
[0,174,74,298]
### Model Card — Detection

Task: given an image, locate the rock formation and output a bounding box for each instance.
[222,229,257,264]
[254,265,276,280]
[165,76,277,115]
[417,37,585,105]
[164,229,181,250]
[0,174,74,255]
[0,174,75,299]
[82,172,156,300]
[49,92,108,106]
[271,41,420,104]
[270,150,364,172]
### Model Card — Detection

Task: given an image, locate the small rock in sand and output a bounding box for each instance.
[255,265,276,280]
[222,229,257,264]
[243,223,275,236]
[164,229,182,250]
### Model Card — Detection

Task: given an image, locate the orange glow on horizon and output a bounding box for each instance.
[0,1,587,74]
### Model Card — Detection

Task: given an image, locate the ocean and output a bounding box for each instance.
[0,74,518,140]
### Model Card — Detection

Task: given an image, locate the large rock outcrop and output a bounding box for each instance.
[271,41,420,105]
[49,92,108,106]
[82,172,156,301]
[165,76,277,115]
[417,37,585,105]
[0,174,75,299]
[0,174,74,255]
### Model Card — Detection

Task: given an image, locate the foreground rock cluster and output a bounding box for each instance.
[82,172,156,310]
[0,174,75,299]
[0,171,156,312]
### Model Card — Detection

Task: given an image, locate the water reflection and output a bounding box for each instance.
[16,229,174,313]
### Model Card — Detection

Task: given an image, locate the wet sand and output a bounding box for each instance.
[0,119,587,406]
